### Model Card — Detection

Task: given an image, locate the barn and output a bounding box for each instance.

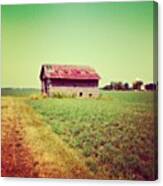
[39,64,101,97]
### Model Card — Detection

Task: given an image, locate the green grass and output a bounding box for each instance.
[1,88,40,97]
[27,91,157,180]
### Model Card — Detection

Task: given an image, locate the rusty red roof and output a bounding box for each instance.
[40,64,101,80]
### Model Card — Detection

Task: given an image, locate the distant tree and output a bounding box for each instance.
[116,82,123,90]
[132,80,143,90]
[102,84,112,90]
[144,83,157,91]
[109,81,129,90]
[110,82,116,90]
[124,82,129,90]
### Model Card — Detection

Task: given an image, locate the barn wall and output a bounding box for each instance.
[48,86,99,98]
[41,80,48,94]
[48,79,98,87]
[41,80,46,93]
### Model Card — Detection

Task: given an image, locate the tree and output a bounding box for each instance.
[124,82,129,90]
[132,80,143,90]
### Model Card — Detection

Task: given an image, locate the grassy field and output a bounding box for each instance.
[27,91,157,180]
[1,97,93,178]
[1,88,39,96]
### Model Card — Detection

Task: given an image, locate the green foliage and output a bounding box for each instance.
[28,91,156,180]
[86,159,98,173]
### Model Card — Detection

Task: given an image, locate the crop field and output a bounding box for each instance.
[1,96,92,178]
[1,90,157,180]
[27,91,157,180]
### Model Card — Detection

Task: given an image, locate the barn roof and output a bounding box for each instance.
[40,64,101,80]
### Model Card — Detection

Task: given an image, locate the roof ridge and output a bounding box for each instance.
[42,64,93,68]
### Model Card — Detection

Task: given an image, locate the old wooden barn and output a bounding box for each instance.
[40,64,101,97]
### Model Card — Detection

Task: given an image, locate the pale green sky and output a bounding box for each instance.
[2,2,156,88]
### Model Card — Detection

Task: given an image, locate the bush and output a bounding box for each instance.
[51,92,76,98]
[30,94,41,100]
[30,94,48,100]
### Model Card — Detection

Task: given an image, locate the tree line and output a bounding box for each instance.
[102,80,158,91]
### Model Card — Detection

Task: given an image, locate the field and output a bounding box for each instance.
[1,90,157,180]
[1,88,39,96]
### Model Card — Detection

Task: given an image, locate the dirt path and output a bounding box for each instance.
[1,97,92,178]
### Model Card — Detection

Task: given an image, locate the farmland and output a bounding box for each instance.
[27,91,157,180]
[1,90,157,180]
[1,96,92,178]
[1,88,39,96]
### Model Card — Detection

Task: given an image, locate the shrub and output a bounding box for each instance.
[51,92,76,98]
[30,94,41,100]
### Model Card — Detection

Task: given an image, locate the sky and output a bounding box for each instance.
[2,1,156,88]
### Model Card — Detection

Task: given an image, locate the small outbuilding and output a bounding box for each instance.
[39,64,101,97]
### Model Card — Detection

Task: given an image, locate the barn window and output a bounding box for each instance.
[89,93,92,97]
[79,92,83,97]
